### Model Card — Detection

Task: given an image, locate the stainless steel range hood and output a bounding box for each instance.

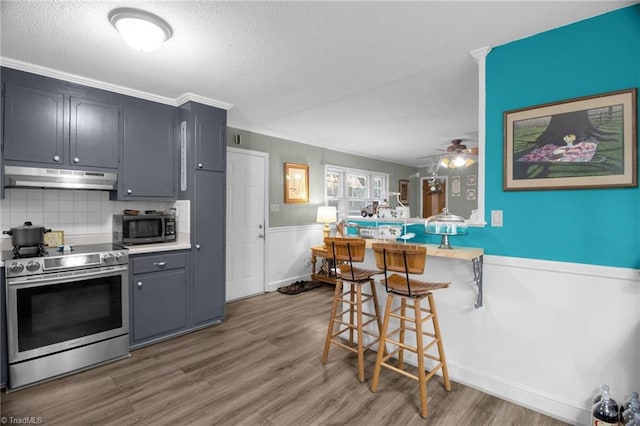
[4,165,117,191]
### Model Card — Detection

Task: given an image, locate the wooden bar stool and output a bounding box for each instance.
[321,237,384,382]
[370,243,451,418]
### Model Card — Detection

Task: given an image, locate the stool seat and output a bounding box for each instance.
[321,237,384,383]
[339,265,383,282]
[382,273,449,296]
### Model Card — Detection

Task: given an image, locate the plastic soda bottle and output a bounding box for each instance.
[592,392,619,426]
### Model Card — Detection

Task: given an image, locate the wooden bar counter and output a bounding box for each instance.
[311,240,484,308]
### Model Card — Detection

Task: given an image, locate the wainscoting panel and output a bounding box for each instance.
[264,224,639,425]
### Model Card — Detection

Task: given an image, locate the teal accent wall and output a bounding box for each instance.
[481,5,640,268]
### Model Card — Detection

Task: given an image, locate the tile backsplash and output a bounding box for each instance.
[0,189,190,237]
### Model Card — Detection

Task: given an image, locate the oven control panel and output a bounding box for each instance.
[4,247,129,278]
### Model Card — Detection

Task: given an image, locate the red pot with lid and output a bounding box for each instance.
[2,221,52,248]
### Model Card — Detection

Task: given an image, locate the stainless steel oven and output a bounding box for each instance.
[4,243,130,389]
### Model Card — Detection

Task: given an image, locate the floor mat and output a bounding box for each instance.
[278,280,323,295]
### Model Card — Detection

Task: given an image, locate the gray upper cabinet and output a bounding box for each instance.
[3,83,65,165]
[70,96,119,168]
[194,107,226,172]
[1,67,120,170]
[119,99,177,200]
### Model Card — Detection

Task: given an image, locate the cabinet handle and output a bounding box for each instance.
[197,163,203,168]
[53,155,60,162]
[137,281,143,288]
[153,261,167,268]
[195,244,201,249]
[73,157,80,163]
[127,189,132,194]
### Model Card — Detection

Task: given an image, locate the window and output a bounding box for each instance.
[325,165,388,218]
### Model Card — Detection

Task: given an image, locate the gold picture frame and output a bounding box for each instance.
[284,162,309,204]
[504,88,637,191]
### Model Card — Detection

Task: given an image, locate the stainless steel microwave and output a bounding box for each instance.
[113,214,176,245]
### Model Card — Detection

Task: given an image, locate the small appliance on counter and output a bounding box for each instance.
[113,213,176,245]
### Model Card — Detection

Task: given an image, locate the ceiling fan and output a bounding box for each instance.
[417,139,478,169]
[441,138,478,155]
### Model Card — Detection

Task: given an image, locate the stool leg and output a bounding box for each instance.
[398,297,407,369]
[371,294,393,393]
[356,283,365,382]
[322,279,343,364]
[414,298,428,418]
[348,283,355,344]
[428,293,451,392]
[368,279,386,356]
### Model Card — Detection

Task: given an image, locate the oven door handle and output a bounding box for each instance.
[6,265,129,287]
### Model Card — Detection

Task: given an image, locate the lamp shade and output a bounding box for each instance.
[316,206,337,224]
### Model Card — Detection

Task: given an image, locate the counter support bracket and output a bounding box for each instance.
[472,255,483,309]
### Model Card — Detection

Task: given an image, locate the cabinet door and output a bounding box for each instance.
[122,101,176,199]
[1,272,7,387]
[3,83,64,165]
[192,170,225,324]
[132,269,187,342]
[194,108,226,172]
[70,96,119,169]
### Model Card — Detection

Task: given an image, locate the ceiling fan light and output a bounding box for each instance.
[453,155,466,168]
[464,158,475,167]
[109,8,172,52]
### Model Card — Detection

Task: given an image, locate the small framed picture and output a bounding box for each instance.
[284,163,309,204]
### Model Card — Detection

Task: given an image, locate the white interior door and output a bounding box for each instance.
[226,148,267,301]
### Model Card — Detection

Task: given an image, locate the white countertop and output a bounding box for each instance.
[125,240,191,255]
[0,233,191,267]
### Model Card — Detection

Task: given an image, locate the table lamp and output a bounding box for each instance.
[316,206,337,240]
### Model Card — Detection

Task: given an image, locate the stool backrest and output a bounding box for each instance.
[324,237,366,281]
[371,243,427,296]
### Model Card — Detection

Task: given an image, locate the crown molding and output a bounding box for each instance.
[174,92,233,110]
[0,57,233,110]
[469,46,492,63]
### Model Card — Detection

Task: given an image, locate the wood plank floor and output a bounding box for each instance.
[1,285,568,425]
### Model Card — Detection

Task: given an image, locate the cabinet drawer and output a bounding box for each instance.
[132,251,187,275]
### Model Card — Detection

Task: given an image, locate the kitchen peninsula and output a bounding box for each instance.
[311,238,484,308]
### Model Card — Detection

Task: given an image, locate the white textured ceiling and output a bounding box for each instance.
[0,1,635,167]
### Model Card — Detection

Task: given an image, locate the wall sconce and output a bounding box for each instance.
[316,206,337,240]
[109,8,173,52]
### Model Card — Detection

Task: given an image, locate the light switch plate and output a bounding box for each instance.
[491,210,503,227]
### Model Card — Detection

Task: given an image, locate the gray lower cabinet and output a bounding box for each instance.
[118,98,177,200]
[192,171,225,325]
[130,251,188,347]
[1,271,6,388]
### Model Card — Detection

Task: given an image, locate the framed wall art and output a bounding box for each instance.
[504,88,637,191]
[399,179,409,205]
[284,162,309,204]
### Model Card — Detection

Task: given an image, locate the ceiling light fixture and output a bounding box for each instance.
[109,8,173,52]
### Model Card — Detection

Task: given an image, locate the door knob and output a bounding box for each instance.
[73,157,80,163]
[137,281,143,288]
[127,189,132,194]
[197,163,203,168]
[53,155,60,162]
[195,244,201,249]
